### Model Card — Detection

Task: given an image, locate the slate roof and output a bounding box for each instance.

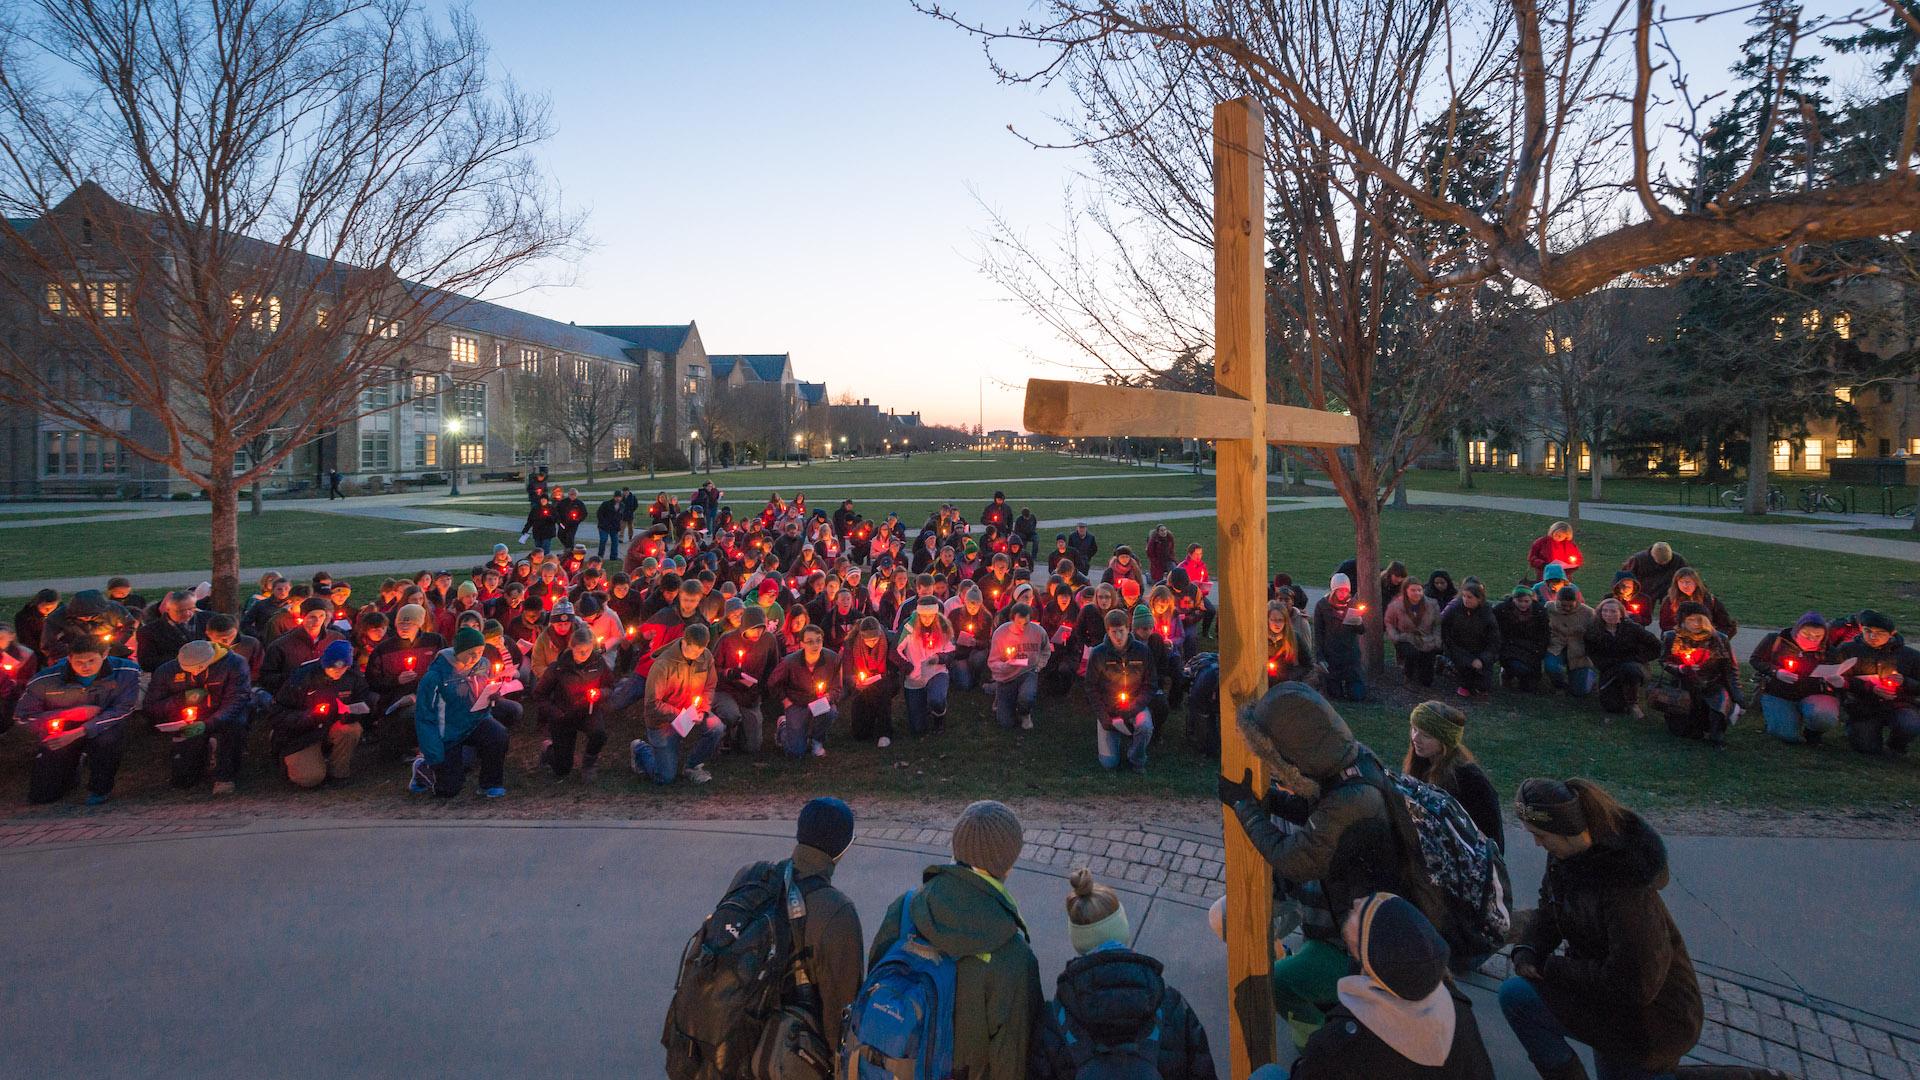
[421,289,636,363]
[708,353,791,383]
[797,381,827,405]
[581,324,694,354]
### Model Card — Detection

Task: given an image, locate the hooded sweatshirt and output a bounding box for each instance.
[1027,946,1217,1079]
[868,865,1043,1080]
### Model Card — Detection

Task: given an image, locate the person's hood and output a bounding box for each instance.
[1054,948,1168,1044]
[907,864,1027,958]
[66,590,115,620]
[1555,809,1670,891]
[1336,978,1458,1067]
[1237,681,1359,779]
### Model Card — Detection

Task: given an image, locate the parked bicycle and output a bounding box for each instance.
[1718,484,1785,512]
[1797,485,1847,514]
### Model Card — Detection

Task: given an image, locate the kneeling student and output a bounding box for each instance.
[268,639,369,789]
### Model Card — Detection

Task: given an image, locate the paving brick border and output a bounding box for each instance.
[0,819,240,848]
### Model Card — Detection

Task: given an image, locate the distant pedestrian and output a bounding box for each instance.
[327,468,344,499]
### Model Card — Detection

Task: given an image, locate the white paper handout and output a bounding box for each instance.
[1811,657,1858,681]
[737,671,757,687]
[671,707,698,737]
[808,696,832,717]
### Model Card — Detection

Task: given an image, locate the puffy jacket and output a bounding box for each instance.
[40,590,135,661]
[1439,600,1500,673]
[869,865,1042,1080]
[1493,599,1549,667]
[1585,620,1662,671]
[1029,946,1216,1080]
[414,649,491,765]
[16,656,141,736]
[1384,596,1441,653]
[1513,811,1702,1071]
[534,648,617,724]
[142,651,251,728]
[1659,629,1739,698]
[1546,601,1596,669]
[1749,628,1838,702]
[268,659,371,757]
[639,642,713,728]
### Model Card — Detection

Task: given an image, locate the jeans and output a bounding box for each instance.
[597,531,620,560]
[632,718,723,783]
[1503,657,1542,691]
[535,536,553,554]
[1499,976,1672,1080]
[1846,701,1920,755]
[712,690,764,753]
[1323,673,1367,701]
[777,703,838,756]
[29,722,127,803]
[903,673,949,736]
[992,670,1038,728]
[1760,692,1841,743]
[1095,711,1153,770]
[433,716,509,796]
[1654,685,1732,742]
[1545,655,1599,697]
[1454,660,1493,693]
[949,650,986,691]
[544,709,606,777]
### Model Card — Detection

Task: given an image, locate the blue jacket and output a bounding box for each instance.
[415,649,489,765]
[143,651,252,727]
[17,656,141,735]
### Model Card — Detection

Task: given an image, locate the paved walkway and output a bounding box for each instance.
[0,815,1912,1079]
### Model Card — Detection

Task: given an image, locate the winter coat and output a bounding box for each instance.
[522,504,558,542]
[713,627,779,704]
[1660,629,1740,699]
[724,843,866,1049]
[767,648,841,711]
[414,649,497,765]
[267,659,371,757]
[259,627,346,695]
[869,865,1043,1080]
[40,591,135,661]
[1528,534,1585,577]
[135,611,206,674]
[1585,620,1662,672]
[1028,946,1217,1080]
[1085,638,1155,721]
[16,656,141,736]
[364,631,444,697]
[533,648,617,725]
[1514,810,1702,1072]
[1439,600,1500,674]
[1620,549,1688,607]
[1290,984,1494,1080]
[841,634,898,697]
[1146,531,1177,583]
[1835,635,1920,709]
[1065,529,1099,572]
[1312,596,1367,682]
[1546,602,1596,669]
[1748,631,1839,702]
[1385,597,1442,653]
[1493,599,1549,668]
[142,651,251,729]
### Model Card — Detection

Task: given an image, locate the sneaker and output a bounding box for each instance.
[408,755,431,794]
[810,740,827,758]
[686,764,713,784]
[480,786,506,799]
[210,781,236,797]
[629,739,645,775]
[537,739,553,772]
[84,792,109,806]
[876,736,892,749]
[1455,687,1472,698]
[1630,705,1646,722]
[580,764,599,785]
[1019,715,1034,731]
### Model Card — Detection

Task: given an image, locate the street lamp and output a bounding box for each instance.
[443,417,463,496]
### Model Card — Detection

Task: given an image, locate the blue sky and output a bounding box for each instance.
[466,1,1836,431]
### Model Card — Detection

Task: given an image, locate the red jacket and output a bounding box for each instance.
[1527,535,1584,576]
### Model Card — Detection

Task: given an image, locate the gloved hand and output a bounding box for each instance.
[1216,768,1256,808]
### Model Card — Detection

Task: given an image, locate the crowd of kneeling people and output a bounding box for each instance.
[663,688,1788,1080]
[1,496,1914,806]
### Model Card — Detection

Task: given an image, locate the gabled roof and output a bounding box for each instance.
[581,323,694,354]
[797,381,827,405]
[709,353,791,383]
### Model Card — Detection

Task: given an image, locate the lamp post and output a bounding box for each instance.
[444,417,463,496]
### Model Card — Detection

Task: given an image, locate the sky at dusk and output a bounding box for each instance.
[465,1,1804,431]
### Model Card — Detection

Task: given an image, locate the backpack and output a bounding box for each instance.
[1385,772,1512,962]
[837,889,957,1079]
[664,860,829,1080]
[1051,999,1162,1080]
[1182,653,1220,755]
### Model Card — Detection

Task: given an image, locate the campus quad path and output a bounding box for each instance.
[2,816,1917,1079]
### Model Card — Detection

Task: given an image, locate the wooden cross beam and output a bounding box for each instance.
[1021,97,1360,1079]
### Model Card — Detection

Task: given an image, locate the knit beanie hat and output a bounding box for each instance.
[452,627,485,654]
[178,639,218,673]
[797,797,856,859]
[494,543,509,555]
[1793,611,1827,634]
[396,604,426,630]
[1132,604,1154,630]
[457,581,478,600]
[300,596,332,614]
[1330,572,1351,593]
[1409,701,1466,750]
[482,620,505,643]
[1065,867,1130,955]
[320,639,354,668]
[1515,777,1587,836]
[1676,600,1710,622]
[952,800,1023,879]
[1353,892,1449,1000]
[1543,562,1567,581]
[1860,609,1896,632]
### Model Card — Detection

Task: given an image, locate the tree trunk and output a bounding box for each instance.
[1565,440,1581,524]
[1391,481,1408,511]
[249,477,263,516]
[1456,427,1473,489]
[1746,409,1770,517]
[1589,438,1604,501]
[210,476,241,614]
[1351,497,1386,674]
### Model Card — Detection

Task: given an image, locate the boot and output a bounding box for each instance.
[1538,1057,1590,1080]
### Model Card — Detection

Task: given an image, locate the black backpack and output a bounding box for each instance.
[662,860,829,1080]
[1052,998,1163,1079]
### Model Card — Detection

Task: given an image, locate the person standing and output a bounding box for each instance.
[18,637,140,805]
[1502,778,1702,1080]
[1065,522,1098,573]
[327,467,344,499]
[522,496,559,555]
[596,493,623,560]
[862,801,1042,1080]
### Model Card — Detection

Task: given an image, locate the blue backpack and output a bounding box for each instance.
[837,889,957,1079]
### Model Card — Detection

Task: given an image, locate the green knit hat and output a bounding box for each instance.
[452,626,485,654]
[1410,700,1466,749]
[1131,604,1154,630]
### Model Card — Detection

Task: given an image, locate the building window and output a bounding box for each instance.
[573,357,590,381]
[1544,443,1560,472]
[451,382,485,419]
[450,334,478,365]
[366,316,401,338]
[315,306,330,327]
[414,432,438,468]
[230,292,281,331]
[411,374,441,416]
[1773,440,1792,471]
[40,430,127,477]
[46,280,127,319]
[1578,445,1592,473]
[361,381,393,411]
[1835,439,1855,459]
[520,348,539,374]
[613,436,632,460]
[1833,312,1852,339]
[1835,387,1852,404]
[1678,452,1698,475]
[359,431,390,471]
[459,441,484,466]
[1908,438,1920,456]
[1803,439,1823,471]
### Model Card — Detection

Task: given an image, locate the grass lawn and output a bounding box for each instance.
[1839,527,1920,543]
[1267,506,1920,630]
[1393,467,1853,508]
[0,511,515,582]
[3,661,1912,820]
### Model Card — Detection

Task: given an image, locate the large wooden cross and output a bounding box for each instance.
[1023,97,1361,1079]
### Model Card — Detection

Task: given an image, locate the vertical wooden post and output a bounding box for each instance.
[1213,96,1277,1078]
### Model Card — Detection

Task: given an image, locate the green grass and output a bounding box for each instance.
[3,661,1913,818]
[1266,506,1920,630]
[1395,467,1843,507]
[1839,527,1920,543]
[0,511,514,581]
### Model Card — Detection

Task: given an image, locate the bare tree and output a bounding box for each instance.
[0,0,577,610]
[1533,287,1678,519]
[525,358,626,484]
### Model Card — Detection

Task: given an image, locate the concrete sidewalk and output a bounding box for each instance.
[2,816,1915,1079]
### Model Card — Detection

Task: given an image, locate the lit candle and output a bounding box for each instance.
[0,655,16,673]
[48,718,64,733]
[1268,659,1279,675]
[1118,690,1129,706]
[404,655,416,671]
[182,706,197,723]
[587,686,600,712]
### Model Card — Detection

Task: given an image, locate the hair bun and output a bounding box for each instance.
[1069,867,1094,896]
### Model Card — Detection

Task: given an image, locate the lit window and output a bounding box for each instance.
[366,317,401,338]
[1833,312,1852,340]
[1544,443,1561,471]
[46,281,127,319]
[573,357,589,381]
[1678,452,1698,475]
[1801,310,1822,335]
[1507,452,1519,469]
[1908,438,1920,456]
[315,307,330,327]
[1771,314,1788,340]
[459,441,484,466]
[613,437,632,460]
[450,335,478,365]
[1835,387,1853,404]
[1579,445,1592,473]
[520,348,539,374]
[229,293,281,331]
[1773,440,1792,471]
[1803,439,1822,471]
[415,432,438,467]
[1836,439,1855,459]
